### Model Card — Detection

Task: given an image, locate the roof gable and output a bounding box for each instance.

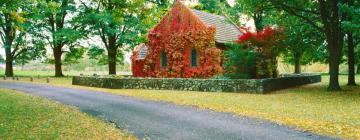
[149,1,242,44]
[150,1,207,36]
[191,10,243,43]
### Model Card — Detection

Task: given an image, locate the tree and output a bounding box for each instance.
[342,0,359,85]
[0,0,45,77]
[63,46,86,65]
[233,0,275,30]
[147,0,173,8]
[278,14,325,74]
[357,39,360,75]
[34,0,86,77]
[82,0,150,75]
[87,45,123,66]
[193,0,242,26]
[269,0,349,91]
[357,46,360,74]
[14,39,46,70]
[195,0,230,14]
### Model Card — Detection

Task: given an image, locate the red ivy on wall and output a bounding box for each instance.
[131,49,146,77]
[132,1,223,78]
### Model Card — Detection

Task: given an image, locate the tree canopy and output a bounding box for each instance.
[0,0,47,76]
[82,0,151,75]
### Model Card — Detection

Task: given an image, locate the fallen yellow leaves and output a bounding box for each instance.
[0,89,136,140]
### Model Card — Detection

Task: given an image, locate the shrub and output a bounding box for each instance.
[235,26,284,79]
[224,43,257,79]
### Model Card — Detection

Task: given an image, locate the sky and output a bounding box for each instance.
[0,0,244,63]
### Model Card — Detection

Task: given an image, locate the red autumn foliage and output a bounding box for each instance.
[236,26,284,78]
[132,1,223,78]
[131,51,146,77]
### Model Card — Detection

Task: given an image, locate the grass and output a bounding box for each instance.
[0,70,128,77]
[1,72,360,139]
[0,89,136,140]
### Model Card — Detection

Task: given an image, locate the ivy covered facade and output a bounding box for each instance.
[132,1,242,78]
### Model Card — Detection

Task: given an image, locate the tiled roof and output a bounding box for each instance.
[191,9,243,44]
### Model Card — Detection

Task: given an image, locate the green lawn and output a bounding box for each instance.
[0,70,119,77]
[0,89,135,140]
[1,72,360,139]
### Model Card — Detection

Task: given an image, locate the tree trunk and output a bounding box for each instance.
[253,13,264,31]
[347,32,356,86]
[107,35,117,75]
[53,46,64,77]
[357,64,360,74]
[294,53,301,74]
[108,50,117,75]
[319,0,342,91]
[325,31,342,91]
[4,43,13,77]
[5,57,13,77]
[328,49,341,91]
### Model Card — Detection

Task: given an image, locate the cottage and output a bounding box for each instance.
[132,1,243,78]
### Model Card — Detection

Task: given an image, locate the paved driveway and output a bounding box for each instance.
[0,81,336,140]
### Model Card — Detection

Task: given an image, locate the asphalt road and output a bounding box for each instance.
[0,81,337,140]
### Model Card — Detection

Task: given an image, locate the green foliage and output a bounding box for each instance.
[34,0,85,43]
[82,0,150,47]
[194,0,230,14]
[341,0,360,36]
[14,41,47,66]
[224,43,257,79]
[233,0,275,29]
[87,46,123,65]
[278,14,326,65]
[64,46,87,65]
[357,45,360,65]
[81,0,151,73]
[0,0,46,68]
[193,0,239,25]
[32,0,88,70]
[342,0,360,66]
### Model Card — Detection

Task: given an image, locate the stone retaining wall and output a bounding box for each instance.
[72,74,321,94]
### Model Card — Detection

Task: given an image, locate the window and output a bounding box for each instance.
[160,50,167,67]
[191,49,198,67]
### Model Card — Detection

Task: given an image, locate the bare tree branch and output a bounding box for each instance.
[13,48,28,59]
[98,27,108,49]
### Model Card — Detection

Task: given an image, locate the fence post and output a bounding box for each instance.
[16,77,19,81]
[3,76,6,80]
[30,77,33,82]
[46,77,50,83]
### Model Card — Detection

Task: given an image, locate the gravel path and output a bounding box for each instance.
[0,81,337,140]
